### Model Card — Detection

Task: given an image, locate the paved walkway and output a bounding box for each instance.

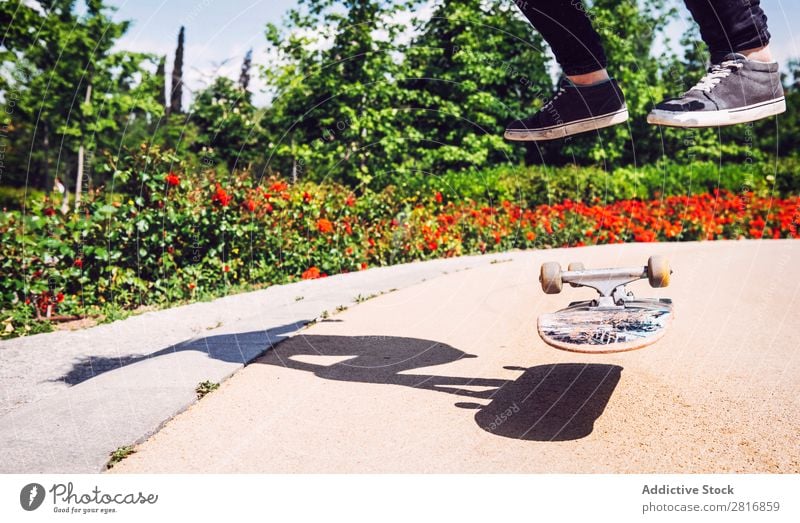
[109,240,799,473]
[0,253,505,473]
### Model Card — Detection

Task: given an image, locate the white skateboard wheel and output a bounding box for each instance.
[567,262,585,287]
[540,262,563,294]
[647,256,670,288]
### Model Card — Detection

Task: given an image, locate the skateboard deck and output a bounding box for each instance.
[537,257,674,353]
[538,299,673,354]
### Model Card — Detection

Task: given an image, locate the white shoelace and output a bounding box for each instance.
[689,59,744,93]
[543,86,566,108]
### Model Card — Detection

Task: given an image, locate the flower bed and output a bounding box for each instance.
[1,165,797,338]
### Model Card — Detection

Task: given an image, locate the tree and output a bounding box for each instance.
[170,26,185,115]
[262,0,408,187]
[191,77,259,172]
[0,0,163,192]
[239,48,253,91]
[403,0,553,174]
[261,0,555,189]
[155,55,167,109]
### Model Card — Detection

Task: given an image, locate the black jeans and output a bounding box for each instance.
[514,0,771,75]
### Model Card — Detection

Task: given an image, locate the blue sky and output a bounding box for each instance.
[109,0,799,106]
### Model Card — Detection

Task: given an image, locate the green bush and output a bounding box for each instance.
[0,186,48,211]
[395,157,795,206]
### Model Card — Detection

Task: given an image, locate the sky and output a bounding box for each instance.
[109,0,800,107]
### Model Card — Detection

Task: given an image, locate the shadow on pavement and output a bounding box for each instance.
[456,363,622,441]
[53,321,306,385]
[256,334,622,441]
[55,327,621,441]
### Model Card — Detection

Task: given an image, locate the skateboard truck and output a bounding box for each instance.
[539,256,672,309]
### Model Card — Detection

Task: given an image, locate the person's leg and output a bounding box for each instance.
[683,0,771,63]
[647,0,785,127]
[514,1,608,83]
[505,1,627,141]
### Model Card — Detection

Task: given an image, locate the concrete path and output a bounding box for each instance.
[0,253,507,473]
[109,240,800,473]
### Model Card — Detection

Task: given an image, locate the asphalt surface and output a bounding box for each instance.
[108,240,800,473]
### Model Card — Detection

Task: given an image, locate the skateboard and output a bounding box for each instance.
[537,256,673,354]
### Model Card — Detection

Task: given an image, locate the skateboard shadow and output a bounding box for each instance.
[256,334,622,441]
[456,363,622,441]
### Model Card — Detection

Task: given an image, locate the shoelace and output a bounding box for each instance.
[543,86,566,109]
[688,59,743,93]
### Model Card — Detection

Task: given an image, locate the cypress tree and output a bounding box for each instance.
[170,26,184,115]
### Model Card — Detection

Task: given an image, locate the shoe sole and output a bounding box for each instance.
[504,108,629,142]
[647,97,786,127]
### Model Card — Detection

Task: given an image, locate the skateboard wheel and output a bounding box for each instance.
[540,262,563,294]
[567,262,584,287]
[647,256,670,288]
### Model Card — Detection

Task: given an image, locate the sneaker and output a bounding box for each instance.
[647,53,786,127]
[504,77,628,141]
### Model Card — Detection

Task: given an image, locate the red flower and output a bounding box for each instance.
[345,194,356,207]
[270,181,288,193]
[434,191,443,204]
[427,240,438,251]
[188,283,196,290]
[73,258,83,268]
[317,218,334,234]
[56,292,64,303]
[360,262,368,270]
[167,246,175,254]
[264,202,273,213]
[165,172,180,186]
[244,199,257,212]
[44,207,56,216]
[223,265,230,273]
[303,191,312,203]
[211,184,232,207]
[302,266,321,280]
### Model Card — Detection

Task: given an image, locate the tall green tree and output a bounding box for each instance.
[262,0,408,186]
[155,55,167,109]
[239,48,253,91]
[403,0,553,173]
[170,26,185,115]
[0,0,163,193]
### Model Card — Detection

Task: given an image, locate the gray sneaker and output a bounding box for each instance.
[647,53,786,127]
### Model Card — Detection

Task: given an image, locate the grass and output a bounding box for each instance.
[195,380,220,399]
[106,446,135,469]
[205,321,223,330]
